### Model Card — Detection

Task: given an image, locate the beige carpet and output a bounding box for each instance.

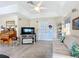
[0,40,52,58]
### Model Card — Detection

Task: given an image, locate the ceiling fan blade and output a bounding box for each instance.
[27,1,36,8]
[27,1,34,5]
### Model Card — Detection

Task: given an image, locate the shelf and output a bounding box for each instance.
[57,23,62,39]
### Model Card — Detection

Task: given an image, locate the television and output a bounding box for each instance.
[21,27,35,34]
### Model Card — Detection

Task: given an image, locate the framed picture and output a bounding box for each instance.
[6,21,17,28]
[72,17,79,30]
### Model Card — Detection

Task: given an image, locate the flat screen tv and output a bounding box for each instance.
[21,27,35,34]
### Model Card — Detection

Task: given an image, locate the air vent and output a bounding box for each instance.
[72,8,78,13]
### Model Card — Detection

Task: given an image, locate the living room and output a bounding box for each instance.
[0,0,79,58]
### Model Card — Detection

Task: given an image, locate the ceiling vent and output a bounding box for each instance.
[72,8,78,13]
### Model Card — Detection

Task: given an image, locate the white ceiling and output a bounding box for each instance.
[0,1,79,19]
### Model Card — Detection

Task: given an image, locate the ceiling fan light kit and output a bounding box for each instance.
[34,6,40,13]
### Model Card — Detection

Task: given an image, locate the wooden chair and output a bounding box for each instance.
[0,34,13,45]
[0,28,17,45]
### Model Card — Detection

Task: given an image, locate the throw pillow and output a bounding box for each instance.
[70,42,79,57]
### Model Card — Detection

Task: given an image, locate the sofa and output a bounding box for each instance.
[53,35,79,58]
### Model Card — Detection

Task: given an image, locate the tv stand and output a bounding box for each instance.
[21,33,36,44]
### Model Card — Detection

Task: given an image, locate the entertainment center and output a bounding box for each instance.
[21,27,36,44]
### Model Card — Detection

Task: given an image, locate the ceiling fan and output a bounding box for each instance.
[27,1,46,13]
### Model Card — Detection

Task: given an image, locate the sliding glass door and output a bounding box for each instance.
[37,20,55,41]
